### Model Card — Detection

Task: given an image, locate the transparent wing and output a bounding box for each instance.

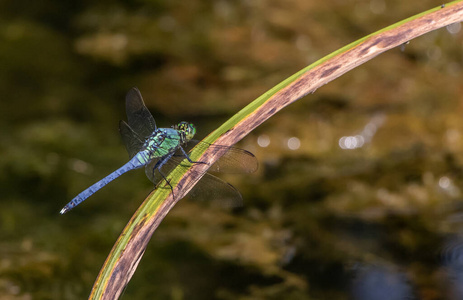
[119,120,144,158]
[144,147,184,183]
[145,157,166,183]
[144,141,257,207]
[144,141,258,183]
[187,173,243,208]
[125,87,157,139]
[145,156,243,208]
[185,140,258,173]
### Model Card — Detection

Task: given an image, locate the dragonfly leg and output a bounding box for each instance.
[154,153,176,197]
[158,169,174,196]
[179,146,208,165]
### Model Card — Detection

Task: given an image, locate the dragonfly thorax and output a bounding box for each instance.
[143,128,182,160]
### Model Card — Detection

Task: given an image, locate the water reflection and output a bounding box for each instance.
[426,46,442,61]
[339,135,365,150]
[369,0,386,15]
[257,134,271,148]
[339,114,386,150]
[442,237,463,299]
[68,158,93,175]
[446,23,462,35]
[287,137,300,150]
[351,264,414,300]
[256,134,300,150]
[438,176,461,198]
[4,0,463,298]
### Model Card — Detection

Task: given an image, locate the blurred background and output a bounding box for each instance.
[1,0,463,299]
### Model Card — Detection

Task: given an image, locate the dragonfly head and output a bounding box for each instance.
[176,121,196,142]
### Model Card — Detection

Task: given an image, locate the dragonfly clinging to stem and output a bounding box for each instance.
[60,87,258,214]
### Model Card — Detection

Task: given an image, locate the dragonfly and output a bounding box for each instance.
[60,87,258,214]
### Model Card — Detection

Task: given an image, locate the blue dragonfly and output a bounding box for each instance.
[60,87,257,214]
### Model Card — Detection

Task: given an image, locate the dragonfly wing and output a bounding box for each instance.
[144,160,157,183]
[119,120,144,158]
[186,140,258,173]
[125,87,157,139]
[145,159,171,183]
[186,172,243,208]
[145,150,244,207]
[145,157,243,208]
[144,147,186,183]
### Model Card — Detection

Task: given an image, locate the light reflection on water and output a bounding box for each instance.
[442,237,463,299]
[257,134,270,148]
[256,134,301,150]
[339,114,386,150]
[68,158,93,175]
[351,264,413,300]
[439,176,461,198]
[369,0,386,15]
[446,22,462,35]
[287,137,300,150]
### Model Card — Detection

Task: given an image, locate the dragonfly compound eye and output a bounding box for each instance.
[176,122,195,141]
[186,123,196,141]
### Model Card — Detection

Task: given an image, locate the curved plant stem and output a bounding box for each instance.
[89,2,463,299]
